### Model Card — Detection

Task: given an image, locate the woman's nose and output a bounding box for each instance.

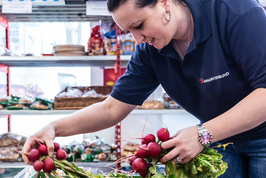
[130,31,144,45]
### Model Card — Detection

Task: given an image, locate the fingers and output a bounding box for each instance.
[159,127,203,164]
[21,137,37,165]
[22,152,30,165]
[46,141,55,157]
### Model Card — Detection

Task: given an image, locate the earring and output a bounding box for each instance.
[164,10,171,22]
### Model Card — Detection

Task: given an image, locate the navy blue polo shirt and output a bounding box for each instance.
[111,0,266,143]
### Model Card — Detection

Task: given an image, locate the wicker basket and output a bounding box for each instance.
[54,86,113,110]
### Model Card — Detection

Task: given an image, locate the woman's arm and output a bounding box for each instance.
[160,88,266,163]
[22,96,136,164]
[205,87,266,142]
[53,96,136,137]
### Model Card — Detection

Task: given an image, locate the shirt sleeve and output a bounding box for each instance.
[111,44,160,105]
[227,6,266,89]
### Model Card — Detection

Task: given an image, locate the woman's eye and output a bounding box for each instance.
[135,23,143,29]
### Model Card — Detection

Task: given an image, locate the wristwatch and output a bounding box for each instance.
[196,124,212,148]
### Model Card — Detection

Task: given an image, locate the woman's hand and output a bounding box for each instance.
[159,126,204,164]
[22,124,56,165]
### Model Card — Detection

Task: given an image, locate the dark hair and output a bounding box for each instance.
[107,0,186,13]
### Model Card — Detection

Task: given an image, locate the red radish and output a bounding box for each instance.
[53,142,60,152]
[129,156,137,166]
[146,142,161,158]
[141,139,146,145]
[28,149,41,162]
[56,149,67,160]
[39,144,47,155]
[139,171,148,178]
[135,144,148,158]
[157,128,170,142]
[43,157,54,173]
[143,134,156,144]
[132,158,148,173]
[33,160,44,171]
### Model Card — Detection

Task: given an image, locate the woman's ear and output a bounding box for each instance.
[158,0,171,11]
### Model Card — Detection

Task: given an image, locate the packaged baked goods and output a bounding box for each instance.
[137,100,164,109]
[88,25,105,56]
[0,133,26,162]
[53,45,86,56]
[30,98,53,110]
[121,33,136,55]
[162,93,181,109]
[121,143,138,157]
[7,104,28,110]
[103,30,123,55]
[7,95,34,106]
[0,133,26,147]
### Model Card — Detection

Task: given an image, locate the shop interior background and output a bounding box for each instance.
[0,21,199,148]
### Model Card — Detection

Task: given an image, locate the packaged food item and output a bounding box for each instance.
[88,25,105,56]
[30,102,49,110]
[137,100,164,109]
[30,98,53,110]
[104,30,117,55]
[53,45,86,56]
[121,33,136,55]
[0,98,8,106]
[162,93,181,109]
[7,95,34,106]
[121,143,138,157]
[0,133,26,162]
[7,104,28,110]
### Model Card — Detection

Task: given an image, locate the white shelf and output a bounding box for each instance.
[0,55,131,67]
[0,109,189,115]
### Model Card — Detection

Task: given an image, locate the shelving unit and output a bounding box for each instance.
[0,2,194,175]
[0,109,188,115]
[0,55,131,67]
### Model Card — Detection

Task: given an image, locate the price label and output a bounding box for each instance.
[86,1,111,16]
[2,1,32,13]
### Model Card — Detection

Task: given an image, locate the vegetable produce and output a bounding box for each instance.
[116,127,228,178]
[39,144,48,155]
[24,128,228,178]
[28,148,41,162]
[157,128,170,142]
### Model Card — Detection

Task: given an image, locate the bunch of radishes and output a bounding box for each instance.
[26,138,93,178]
[27,141,67,175]
[126,127,170,178]
[118,127,228,178]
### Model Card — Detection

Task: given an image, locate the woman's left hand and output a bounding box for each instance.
[159,126,204,164]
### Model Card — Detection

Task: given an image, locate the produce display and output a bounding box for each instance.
[116,128,228,178]
[0,95,53,110]
[24,127,228,178]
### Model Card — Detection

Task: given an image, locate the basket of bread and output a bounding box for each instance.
[54,86,113,110]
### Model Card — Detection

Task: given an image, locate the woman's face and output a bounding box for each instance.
[111,0,177,49]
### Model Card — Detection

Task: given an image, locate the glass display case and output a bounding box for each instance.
[0,162,27,178]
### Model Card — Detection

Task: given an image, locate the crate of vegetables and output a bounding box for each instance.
[54,86,113,110]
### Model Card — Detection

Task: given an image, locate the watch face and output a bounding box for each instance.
[200,132,211,144]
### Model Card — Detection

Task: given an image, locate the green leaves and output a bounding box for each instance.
[146,147,228,178]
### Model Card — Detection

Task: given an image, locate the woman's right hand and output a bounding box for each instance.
[22,124,56,165]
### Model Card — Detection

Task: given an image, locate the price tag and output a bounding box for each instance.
[86,1,111,16]
[2,1,32,13]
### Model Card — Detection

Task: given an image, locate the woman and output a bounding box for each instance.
[23,0,266,177]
